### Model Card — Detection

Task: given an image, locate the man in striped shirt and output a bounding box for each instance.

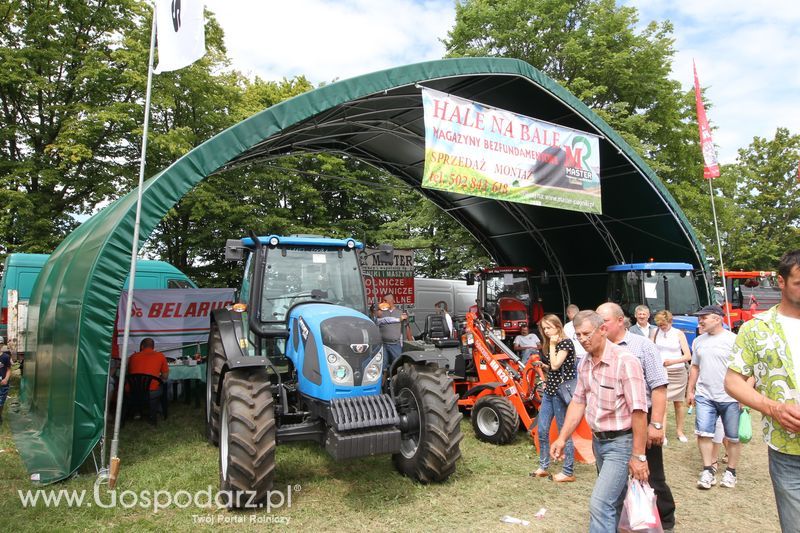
[598,302,673,532]
[552,310,649,533]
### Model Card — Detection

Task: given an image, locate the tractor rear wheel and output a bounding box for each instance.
[219,369,276,509]
[205,324,226,446]
[471,395,519,444]
[392,363,462,483]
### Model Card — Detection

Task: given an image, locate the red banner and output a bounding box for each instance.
[364,276,415,305]
[693,61,720,179]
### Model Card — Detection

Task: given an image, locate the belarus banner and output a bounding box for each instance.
[420,88,602,214]
[117,288,234,354]
[154,0,206,73]
[693,61,720,179]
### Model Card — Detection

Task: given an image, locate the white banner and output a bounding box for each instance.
[154,0,206,73]
[421,88,602,213]
[116,288,234,355]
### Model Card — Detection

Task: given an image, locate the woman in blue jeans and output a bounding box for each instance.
[531,314,577,482]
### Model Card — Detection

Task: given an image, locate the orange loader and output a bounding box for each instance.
[450,312,594,463]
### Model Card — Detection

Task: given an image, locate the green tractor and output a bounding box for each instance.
[206,234,462,508]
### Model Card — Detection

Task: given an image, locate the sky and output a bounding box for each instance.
[204,0,799,164]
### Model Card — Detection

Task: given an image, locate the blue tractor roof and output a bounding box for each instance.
[607,262,695,272]
[241,235,364,250]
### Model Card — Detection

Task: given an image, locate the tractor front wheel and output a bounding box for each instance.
[471,395,519,444]
[392,363,462,483]
[205,324,226,446]
[219,369,276,509]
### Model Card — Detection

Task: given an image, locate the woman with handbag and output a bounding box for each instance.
[531,314,577,482]
[651,310,693,444]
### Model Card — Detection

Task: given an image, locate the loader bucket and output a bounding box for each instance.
[531,418,595,465]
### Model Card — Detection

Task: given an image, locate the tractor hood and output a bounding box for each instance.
[288,303,384,400]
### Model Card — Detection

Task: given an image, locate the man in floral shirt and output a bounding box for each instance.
[726,250,800,532]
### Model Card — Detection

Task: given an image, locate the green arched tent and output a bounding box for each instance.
[10,57,710,483]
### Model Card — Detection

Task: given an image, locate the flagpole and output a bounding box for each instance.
[707,177,732,328]
[105,6,158,488]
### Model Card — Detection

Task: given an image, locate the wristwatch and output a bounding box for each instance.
[634,454,647,462]
[649,422,663,430]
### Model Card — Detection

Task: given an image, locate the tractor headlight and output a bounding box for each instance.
[362,349,384,386]
[334,365,349,380]
[323,346,354,386]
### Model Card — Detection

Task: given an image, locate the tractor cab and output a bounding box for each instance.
[607,262,705,343]
[232,235,385,399]
[467,266,543,337]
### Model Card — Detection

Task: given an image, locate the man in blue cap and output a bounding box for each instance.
[687,304,742,489]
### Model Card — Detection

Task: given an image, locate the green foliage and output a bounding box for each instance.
[718,128,800,269]
[0,0,150,253]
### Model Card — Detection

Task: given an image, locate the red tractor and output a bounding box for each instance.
[466,266,544,340]
[450,312,594,463]
[718,270,781,330]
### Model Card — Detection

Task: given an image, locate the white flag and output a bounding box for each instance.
[154,0,206,73]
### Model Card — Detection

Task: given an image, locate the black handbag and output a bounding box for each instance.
[557,377,577,404]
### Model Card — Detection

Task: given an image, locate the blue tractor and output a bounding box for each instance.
[205,234,462,507]
[606,262,711,344]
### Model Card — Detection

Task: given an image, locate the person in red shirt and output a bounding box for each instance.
[127,338,169,394]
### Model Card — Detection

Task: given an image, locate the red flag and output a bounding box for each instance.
[693,61,720,179]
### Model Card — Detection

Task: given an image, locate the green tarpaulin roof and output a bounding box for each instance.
[10,57,710,483]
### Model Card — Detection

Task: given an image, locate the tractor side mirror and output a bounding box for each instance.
[626,271,639,286]
[540,270,550,285]
[466,273,475,286]
[225,239,245,261]
[377,243,394,264]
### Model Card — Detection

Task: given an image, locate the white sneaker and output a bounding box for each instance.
[677,434,689,443]
[720,470,737,488]
[697,469,716,490]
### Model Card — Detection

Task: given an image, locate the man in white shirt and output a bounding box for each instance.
[687,305,741,490]
[512,325,540,364]
[629,305,658,338]
[562,304,587,364]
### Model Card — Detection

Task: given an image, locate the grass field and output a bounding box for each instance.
[0,367,782,532]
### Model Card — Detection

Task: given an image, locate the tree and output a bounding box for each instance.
[0,0,151,254]
[719,128,800,269]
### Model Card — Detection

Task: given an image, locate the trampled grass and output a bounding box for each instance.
[0,369,781,532]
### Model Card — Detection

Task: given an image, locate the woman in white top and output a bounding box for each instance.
[652,310,693,443]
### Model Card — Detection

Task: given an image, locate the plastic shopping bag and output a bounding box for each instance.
[618,478,663,533]
[739,407,753,444]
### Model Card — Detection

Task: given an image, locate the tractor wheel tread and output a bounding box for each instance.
[206,326,227,446]
[219,369,276,508]
[391,364,462,484]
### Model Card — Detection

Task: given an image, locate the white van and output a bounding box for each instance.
[407,277,476,338]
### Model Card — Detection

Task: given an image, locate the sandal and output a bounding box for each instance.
[530,468,549,478]
[552,472,576,483]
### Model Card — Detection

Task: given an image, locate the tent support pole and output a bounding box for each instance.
[104,6,157,488]
[708,178,732,327]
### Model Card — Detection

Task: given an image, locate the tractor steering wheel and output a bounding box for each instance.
[480,310,495,327]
